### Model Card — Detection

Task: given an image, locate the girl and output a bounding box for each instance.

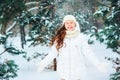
[37,15,106,80]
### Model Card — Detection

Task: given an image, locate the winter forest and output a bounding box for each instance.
[0,0,120,80]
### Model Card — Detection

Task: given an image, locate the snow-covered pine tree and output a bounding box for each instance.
[0,60,19,80]
[0,0,29,80]
[0,0,61,78]
[93,0,120,53]
[0,32,26,80]
[16,0,61,47]
[92,0,120,79]
[0,0,25,34]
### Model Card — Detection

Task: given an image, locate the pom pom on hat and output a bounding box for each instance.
[62,15,77,24]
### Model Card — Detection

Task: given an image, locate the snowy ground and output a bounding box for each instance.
[14,70,60,80]
[0,35,119,80]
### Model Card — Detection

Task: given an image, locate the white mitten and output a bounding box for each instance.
[36,62,45,72]
[97,63,107,73]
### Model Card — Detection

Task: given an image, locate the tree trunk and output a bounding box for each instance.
[53,58,57,71]
[0,23,7,34]
[20,26,26,48]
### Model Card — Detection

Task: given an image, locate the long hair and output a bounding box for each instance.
[50,25,66,51]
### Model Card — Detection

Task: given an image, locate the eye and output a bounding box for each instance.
[71,22,73,24]
[67,22,69,24]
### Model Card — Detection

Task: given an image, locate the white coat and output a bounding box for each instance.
[37,31,103,80]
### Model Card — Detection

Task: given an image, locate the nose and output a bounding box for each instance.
[68,23,72,26]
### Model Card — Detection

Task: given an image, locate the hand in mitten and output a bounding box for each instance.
[36,62,45,72]
[97,63,107,73]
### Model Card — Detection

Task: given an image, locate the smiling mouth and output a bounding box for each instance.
[68,27,73,29]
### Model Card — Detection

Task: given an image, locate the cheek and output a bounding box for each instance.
[71,24,76,29]
[72,23,75,26]
[65,25,69,29]
[65,24,68,27]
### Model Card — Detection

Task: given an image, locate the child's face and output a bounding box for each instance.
[64,20,76,31]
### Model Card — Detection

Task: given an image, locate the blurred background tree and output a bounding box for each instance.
[92,0,120,79]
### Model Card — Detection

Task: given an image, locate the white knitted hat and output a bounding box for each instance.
[62,15,80,32]
[63,15,77,24]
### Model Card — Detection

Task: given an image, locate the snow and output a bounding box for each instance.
[0,35,119,80]
[25,1,39,6]
[28,7,39,12]
[14,70,60,80]
[6,21,17,32]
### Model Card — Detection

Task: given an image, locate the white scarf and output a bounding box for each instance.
[65,30,79,39]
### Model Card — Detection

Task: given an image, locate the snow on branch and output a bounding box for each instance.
[28,7,39,12]
[25,1,39,6]
[6,21,17,33]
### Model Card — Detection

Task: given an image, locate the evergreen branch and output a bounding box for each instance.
[0,48,9,56]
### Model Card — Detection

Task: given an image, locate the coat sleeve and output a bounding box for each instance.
[80,34,101,67]
[36,44,58,71]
